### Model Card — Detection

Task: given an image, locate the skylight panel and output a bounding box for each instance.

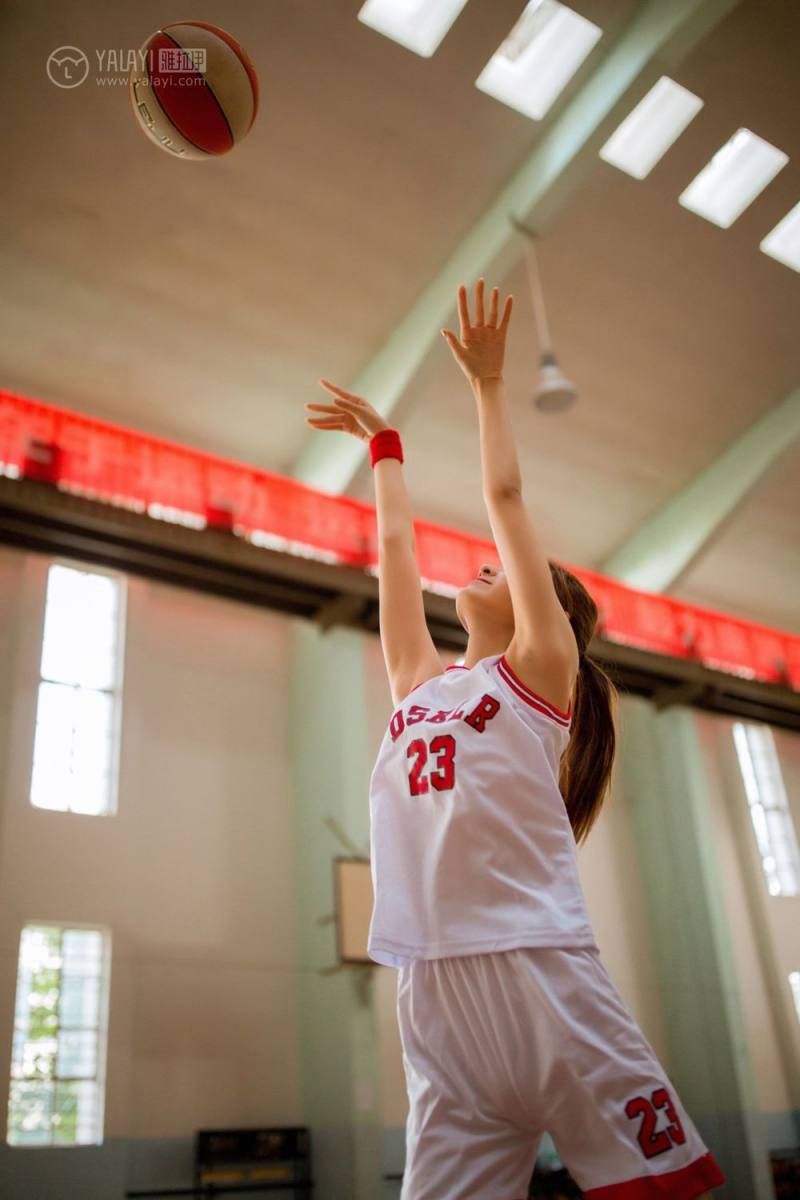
[476,0,601,122]
[679,129,788,229]
[599,76,703,180]
[357,0,469,58]
[760,201,800,273]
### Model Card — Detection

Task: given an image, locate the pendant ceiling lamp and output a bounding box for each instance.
[511,217,577,413]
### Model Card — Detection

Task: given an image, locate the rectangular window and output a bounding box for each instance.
[789,972,800,1025]
[733,722,800,897]
[30,563,125,815]
[7,924,110,1146]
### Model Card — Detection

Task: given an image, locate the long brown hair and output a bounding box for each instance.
[548,561,618,844]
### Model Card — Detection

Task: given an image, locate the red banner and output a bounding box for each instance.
[1,388,797,689]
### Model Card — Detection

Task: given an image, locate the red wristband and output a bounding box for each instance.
[370,428,404,468]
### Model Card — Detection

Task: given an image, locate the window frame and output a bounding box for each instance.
[7,920,112,1148]
[732,720,800,898]
[29,557,127,817]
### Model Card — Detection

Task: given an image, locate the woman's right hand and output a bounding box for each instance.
[441,279,513,385]
[305,379,389,444]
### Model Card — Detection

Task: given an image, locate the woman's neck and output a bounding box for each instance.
[463,625,513,669]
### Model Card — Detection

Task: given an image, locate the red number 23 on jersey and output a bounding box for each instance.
[407,735,456,796]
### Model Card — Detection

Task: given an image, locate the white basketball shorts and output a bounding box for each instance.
[396,946,725,1199]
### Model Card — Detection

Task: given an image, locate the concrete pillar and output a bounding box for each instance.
[289,621,380,1199]
[618,697,773,1199]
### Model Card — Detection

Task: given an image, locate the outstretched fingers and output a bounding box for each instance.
[488,286,499,326]
[475,277,485,325]
[319,378,363,404]
[457,284,471,341]
[305,402,347,424]
[305,398,349,426]
[307,383,376,442]
[456,280,511,332]
[305,416,347,428]
[305,401,347,415]
[499,293,513,330]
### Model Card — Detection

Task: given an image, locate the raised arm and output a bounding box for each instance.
[305,381,442,706]
[442,281,578,704]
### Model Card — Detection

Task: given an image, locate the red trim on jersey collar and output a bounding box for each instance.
[445,665,468,672]
[582,1151,724,1198]
[497,656,572,727]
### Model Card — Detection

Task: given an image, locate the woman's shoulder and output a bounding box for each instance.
[477,653,573,734]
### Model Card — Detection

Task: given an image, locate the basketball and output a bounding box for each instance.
[128,21,258,159]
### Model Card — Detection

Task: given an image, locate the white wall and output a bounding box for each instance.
[0,544,302,1143]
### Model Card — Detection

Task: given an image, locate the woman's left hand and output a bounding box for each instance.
[304,379,389,443]
[441,279,513,385]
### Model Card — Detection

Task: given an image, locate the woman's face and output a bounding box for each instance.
[456,564,514,634]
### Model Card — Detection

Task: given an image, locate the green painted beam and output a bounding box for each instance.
[292,0,742,494]
[602,387,800,591]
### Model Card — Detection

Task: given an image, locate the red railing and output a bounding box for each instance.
[1,388,797,689]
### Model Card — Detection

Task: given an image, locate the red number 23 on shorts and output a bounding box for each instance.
[625,1087,686,1159]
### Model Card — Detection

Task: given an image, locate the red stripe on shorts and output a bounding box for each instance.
[147,32,233,155]
[583,1150,724,1199]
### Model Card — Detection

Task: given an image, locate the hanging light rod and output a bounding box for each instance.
[510,215,578,413]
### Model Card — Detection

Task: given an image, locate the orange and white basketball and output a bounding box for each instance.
[129,22,258,160]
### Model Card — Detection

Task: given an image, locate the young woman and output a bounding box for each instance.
[306,280,724,1200]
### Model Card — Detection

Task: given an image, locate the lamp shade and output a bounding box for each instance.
[534,353,577,413]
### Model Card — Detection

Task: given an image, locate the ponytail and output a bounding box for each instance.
[548,563,618,844]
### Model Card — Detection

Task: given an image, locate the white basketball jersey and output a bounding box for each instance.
[367,654,598,968]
